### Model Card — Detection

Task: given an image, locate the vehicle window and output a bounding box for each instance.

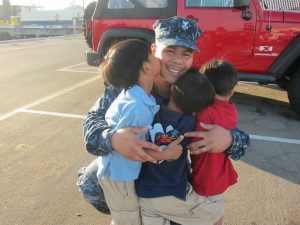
[108,0,134,9]
[137,0,167,8]
[108,0,167,9]
[186,0,234,8]
[259,0,300,11]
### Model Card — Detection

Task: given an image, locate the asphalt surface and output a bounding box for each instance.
[0,36,299,225]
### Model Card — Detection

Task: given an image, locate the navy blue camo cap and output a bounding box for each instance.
[153,16,202,51]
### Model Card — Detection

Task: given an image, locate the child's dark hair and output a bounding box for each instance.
[100,39,151,90]
[200,59,238,97]
[171,69,215,114]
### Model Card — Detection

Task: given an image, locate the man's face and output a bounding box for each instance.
[153,43,193,84]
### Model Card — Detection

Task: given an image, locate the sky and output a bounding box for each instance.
[9,0,95,10]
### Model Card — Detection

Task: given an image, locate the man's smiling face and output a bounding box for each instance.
[154,43,194,84]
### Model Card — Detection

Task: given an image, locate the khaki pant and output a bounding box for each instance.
[139,183,223,225]
[99,177,141,225]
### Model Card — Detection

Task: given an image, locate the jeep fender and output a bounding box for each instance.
[97,28,155,60]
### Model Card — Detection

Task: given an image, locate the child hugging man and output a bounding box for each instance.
[78,16,249,225]
[97,39,164,225]
[136,68,218,225]
[191,59,240,225]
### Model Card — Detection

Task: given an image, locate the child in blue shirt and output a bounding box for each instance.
[97,39,182,225]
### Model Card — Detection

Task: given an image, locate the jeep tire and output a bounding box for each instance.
[83,1,97,48]
[277,77,289,90]
[288,69,300,113]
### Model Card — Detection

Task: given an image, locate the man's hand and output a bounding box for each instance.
[184,123,232,155]
[111,127,161,163]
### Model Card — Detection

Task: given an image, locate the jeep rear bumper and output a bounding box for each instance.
[86,50,101,67]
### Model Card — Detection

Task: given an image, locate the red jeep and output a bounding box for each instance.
[84,0,300,113]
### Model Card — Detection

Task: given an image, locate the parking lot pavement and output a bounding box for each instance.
[1,38,300,225]
[225,83,300,225]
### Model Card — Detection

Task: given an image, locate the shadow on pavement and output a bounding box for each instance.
[232,92,300,185]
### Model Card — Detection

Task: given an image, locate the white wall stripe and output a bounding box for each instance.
[0,43,57,52]
[16,109,85,119]
[0,34,80,45]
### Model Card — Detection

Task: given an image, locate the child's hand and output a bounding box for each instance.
[164,135,184,160]
[144,135,183,162]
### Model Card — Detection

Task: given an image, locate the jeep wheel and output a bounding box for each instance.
[287,70,300,113]
[277,77,289,90]
[83,1,97,48]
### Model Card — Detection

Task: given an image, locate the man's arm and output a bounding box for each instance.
[83,85,120,156]
[185,123,250,160]
[225,128,250,160]
[83,85,161,161]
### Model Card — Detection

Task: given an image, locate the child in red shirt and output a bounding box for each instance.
[191,59,240,225]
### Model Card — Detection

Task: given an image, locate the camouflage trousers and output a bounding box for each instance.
[76,158,110,214]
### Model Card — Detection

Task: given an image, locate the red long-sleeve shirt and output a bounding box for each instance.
[191,99,238,196]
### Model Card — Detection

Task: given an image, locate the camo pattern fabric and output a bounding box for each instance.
[153,16,202,51]
[77,158,110,214]
[83,85,121,156]
[226,128,250,160]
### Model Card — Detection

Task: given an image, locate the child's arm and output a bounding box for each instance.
[83,86,160,163]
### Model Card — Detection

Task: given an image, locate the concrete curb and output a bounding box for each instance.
[0,34,81,44]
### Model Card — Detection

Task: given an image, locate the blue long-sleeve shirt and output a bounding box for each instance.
[83,85,250,160]
[97,85,159,181]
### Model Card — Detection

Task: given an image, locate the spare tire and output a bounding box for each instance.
[287,69,300,113]
[83,1,97,48]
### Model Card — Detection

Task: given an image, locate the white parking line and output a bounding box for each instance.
[57,62,99,74]
[250,134,300,145]
[58,70,99,74]
[16,109,85,119]
[9,108,300,145]
[0,76,101,121]
[57,62,86,70]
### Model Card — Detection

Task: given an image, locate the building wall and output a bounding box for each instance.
[20,8,83,23]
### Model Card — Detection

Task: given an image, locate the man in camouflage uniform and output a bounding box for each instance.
[77,16,249,225]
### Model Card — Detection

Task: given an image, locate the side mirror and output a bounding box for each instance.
[233,0,250,8]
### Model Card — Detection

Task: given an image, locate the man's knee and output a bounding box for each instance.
[76,159,110,214]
